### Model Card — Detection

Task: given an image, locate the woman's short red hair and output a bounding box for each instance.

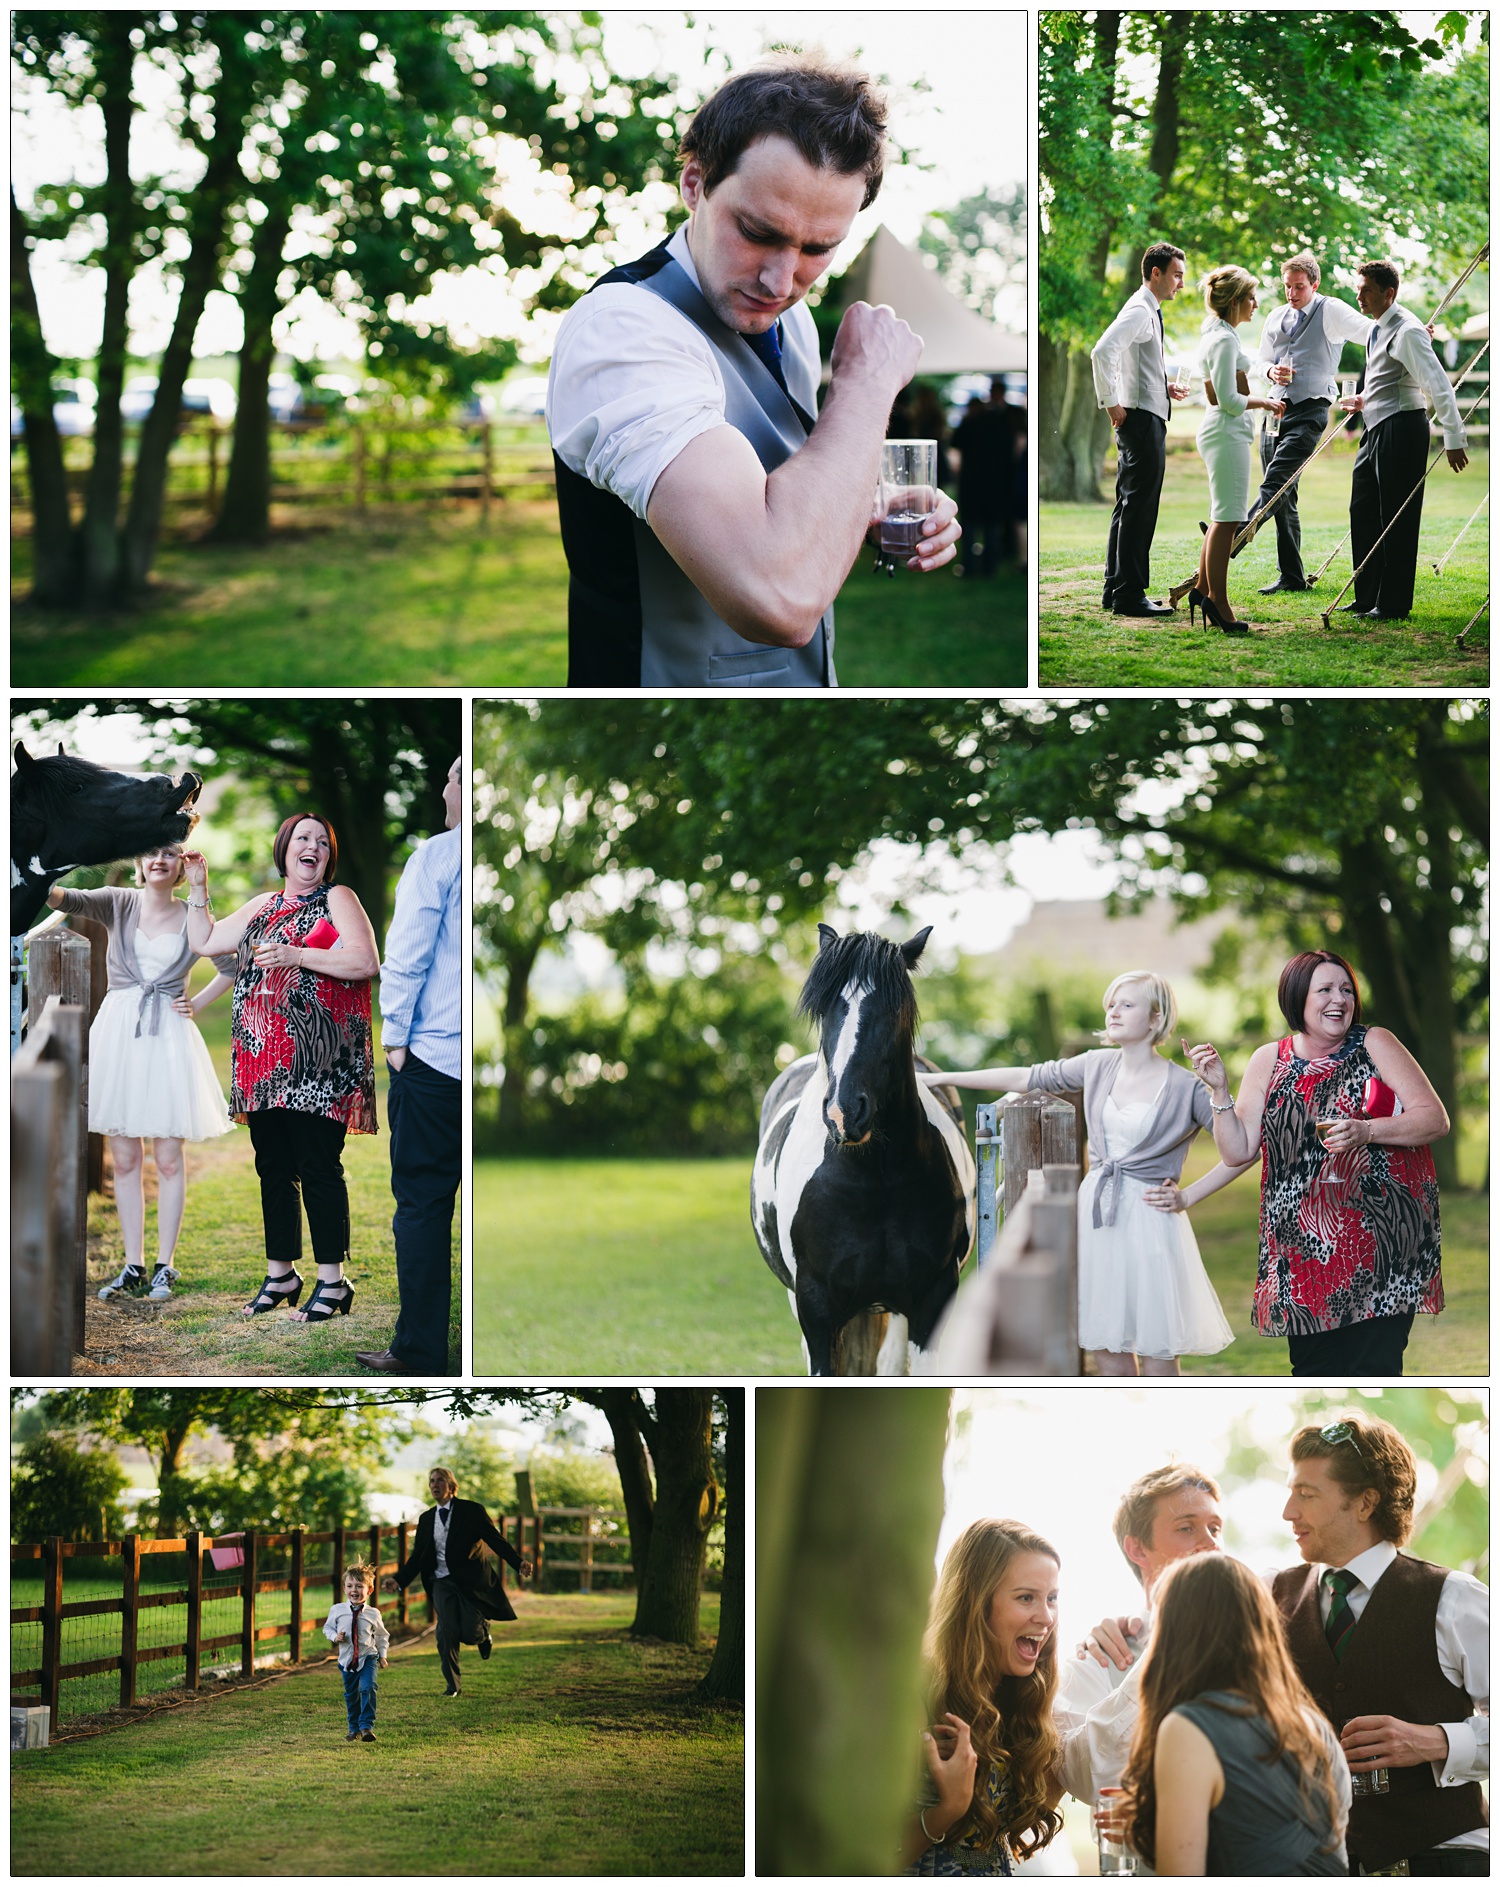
[272,813,338,883]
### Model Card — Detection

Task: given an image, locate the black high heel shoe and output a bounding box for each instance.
[244,1270,303,1316]
[298,1277,356,1322]
[1200,594,1250,635]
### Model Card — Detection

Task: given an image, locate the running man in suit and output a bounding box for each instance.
[387,1467,532,1697]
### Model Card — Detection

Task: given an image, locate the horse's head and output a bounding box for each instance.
[798,924,931,1147]
[11,741,202,869]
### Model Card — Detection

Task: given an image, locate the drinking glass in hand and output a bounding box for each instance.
[878,439,938,561]
[1094,1788,1137,1877]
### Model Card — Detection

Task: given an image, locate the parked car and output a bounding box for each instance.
[10,376,98,439]
[268,371,362,423]
[120,375,238,423]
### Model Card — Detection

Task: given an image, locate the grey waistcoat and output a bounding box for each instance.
[1363,304,1435,431]
[1265,296,1339,403]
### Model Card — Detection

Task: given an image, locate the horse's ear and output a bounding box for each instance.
[56,743,65,757]
[14,741,36,771]
[901,926,934,967]
[817,923,839,952]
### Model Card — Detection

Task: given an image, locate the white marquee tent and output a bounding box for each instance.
[832,224,1025,375]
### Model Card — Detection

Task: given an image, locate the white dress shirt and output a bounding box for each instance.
[1256,292,1371,381]
[1314,1539,1488,1850]
[547,223,821,521]
[1055,1606,1153,1801]
[379,825,461,1080]
[1091,285,1170,416]
[323,1599,390,1671]
[1365,304,1469,449]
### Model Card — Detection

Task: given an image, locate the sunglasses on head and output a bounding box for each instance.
[1319,1420,1364,1459]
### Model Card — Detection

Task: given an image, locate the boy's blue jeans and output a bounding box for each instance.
[343,1655,378,1734]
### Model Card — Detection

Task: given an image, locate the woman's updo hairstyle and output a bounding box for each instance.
[1203,265,1257,320]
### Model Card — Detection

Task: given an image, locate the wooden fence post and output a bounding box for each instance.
[18,948,90,1357]
[206,425,220,512]
[999,1091,1079,1217]
[352,426,366,512]
[368,1523,380,1583]
[289,1529,304,1663]
[975,1100,999,1265]
[119,1534,140,1707]
[64,914,108,1193]
[241,1528,258,1676]
[480,421,493,524]
[397,1521,409,1627]
[11,1059,63,1373]
[41,1537,62,1725]
[333,1526,346,1616]
[579,1513,594,1594]
[185,1530,202,1691]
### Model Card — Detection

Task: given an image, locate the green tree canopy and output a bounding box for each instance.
[12,1431,130,1544]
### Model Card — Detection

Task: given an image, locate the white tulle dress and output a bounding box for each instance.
[1076,1092,1234,1359]
[87,928,235,1143]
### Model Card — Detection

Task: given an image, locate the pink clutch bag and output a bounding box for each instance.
[301,916,340,950]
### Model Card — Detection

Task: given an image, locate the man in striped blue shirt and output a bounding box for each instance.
[357,755,463,1376]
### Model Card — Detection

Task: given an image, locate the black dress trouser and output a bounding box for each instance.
[1245,397,1330,584]
[1285,1311,1415,1377]
[387,1053,461,1374]
[432,1575,487,1690]
[1102,408,1167,607]
[247,1108,350,1268]
[1349,409,1430,616]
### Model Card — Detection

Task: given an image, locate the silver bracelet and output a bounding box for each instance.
[1211,1094,1236,1113]
[919,1809,940,1845]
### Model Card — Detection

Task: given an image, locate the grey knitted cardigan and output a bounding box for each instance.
[56,886,232,1037]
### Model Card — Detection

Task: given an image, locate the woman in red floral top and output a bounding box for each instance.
[1183,950,1447,1377]
[184,814,379,1323]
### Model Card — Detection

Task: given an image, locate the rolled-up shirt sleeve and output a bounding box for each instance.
[547,290,731,519]
[1434,1569,1488,1788]
[1391,323,1468,450]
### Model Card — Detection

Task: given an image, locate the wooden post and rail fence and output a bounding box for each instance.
[10,1513,548,1729]
[941,1090,1084,1375]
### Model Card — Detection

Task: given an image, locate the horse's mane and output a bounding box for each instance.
[11,749,113,821]
[797,929,920,1034]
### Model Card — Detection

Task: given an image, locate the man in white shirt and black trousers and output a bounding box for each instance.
[387,1467,532,1698]
[547,56,960,688]
[1091,242,1192,616]
[1246,250,1376,594]
[1336,258,1469,621]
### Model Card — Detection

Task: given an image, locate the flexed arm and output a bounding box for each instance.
[180,852,272,956]
[1183,1039,1275,1165]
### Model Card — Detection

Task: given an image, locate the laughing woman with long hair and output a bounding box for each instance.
[1120,1553,1350,1876]
[903,1519,1065,1876]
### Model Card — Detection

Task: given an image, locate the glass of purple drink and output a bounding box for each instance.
[877,439,938,567]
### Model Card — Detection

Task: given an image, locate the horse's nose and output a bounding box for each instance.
[843,1091,872,1141]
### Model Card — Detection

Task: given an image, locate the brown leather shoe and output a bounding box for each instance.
[355,1348,409,1373]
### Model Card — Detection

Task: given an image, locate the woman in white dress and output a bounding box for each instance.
[47,843,234,1301]
[1168,267,1283,634]
[921,972,1238,1375]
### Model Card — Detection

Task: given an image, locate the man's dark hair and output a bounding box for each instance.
[1290,1417,1416,1546]
[1141,242,1186,282]
[679,56,887,209]
[1358,258,1401,296]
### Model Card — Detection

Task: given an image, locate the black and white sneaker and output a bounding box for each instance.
[98,1265,146,1300]
[148,1265,180,1301]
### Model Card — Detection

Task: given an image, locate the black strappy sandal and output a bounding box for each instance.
[243,1270,303,1316]
[298,1277,355,1322]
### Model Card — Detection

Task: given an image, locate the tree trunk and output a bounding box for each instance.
[119,26,252,599]
[1040,339,1111,501]
[698,1389,743,1701]
[498,942,540,1138]
[631,1389,717,1645]
[592,1388,657,1613]
[757,1386,951,1875]
[209,200,291,543]
[152,1418,197,1538]
[11,190,75,604]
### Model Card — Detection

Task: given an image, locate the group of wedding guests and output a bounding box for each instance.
[45,759,463,1373]
[1092,242,1469,632]
[905,1416,1487,1876]
[922,947,1448,1378]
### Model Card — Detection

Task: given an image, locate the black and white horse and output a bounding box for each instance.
[11,741,202,935]
[752,924,975,1376]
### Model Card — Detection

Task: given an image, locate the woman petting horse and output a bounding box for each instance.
[46,841,235,1301]
[752,925,974,1375]
[183,814,379,1325]
[904,1518,1065,1876]
[922,971,1236,1376]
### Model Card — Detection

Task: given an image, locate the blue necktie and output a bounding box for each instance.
[744,320,789,395]
[1287,307,1309,338]
[1368,322,1381,353]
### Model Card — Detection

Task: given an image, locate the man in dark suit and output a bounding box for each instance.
[1276,1416,1487,1876]
[385,1467,532,1697]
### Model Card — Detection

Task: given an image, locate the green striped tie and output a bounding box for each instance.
[1324,1567,1360,1661]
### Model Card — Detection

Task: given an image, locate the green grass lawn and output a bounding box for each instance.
[473,1150,1486,1378]
[1040,443,1489,686]
[71,965,459,1377]
[12,500,1023,688]
[10,1593,743,1877]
